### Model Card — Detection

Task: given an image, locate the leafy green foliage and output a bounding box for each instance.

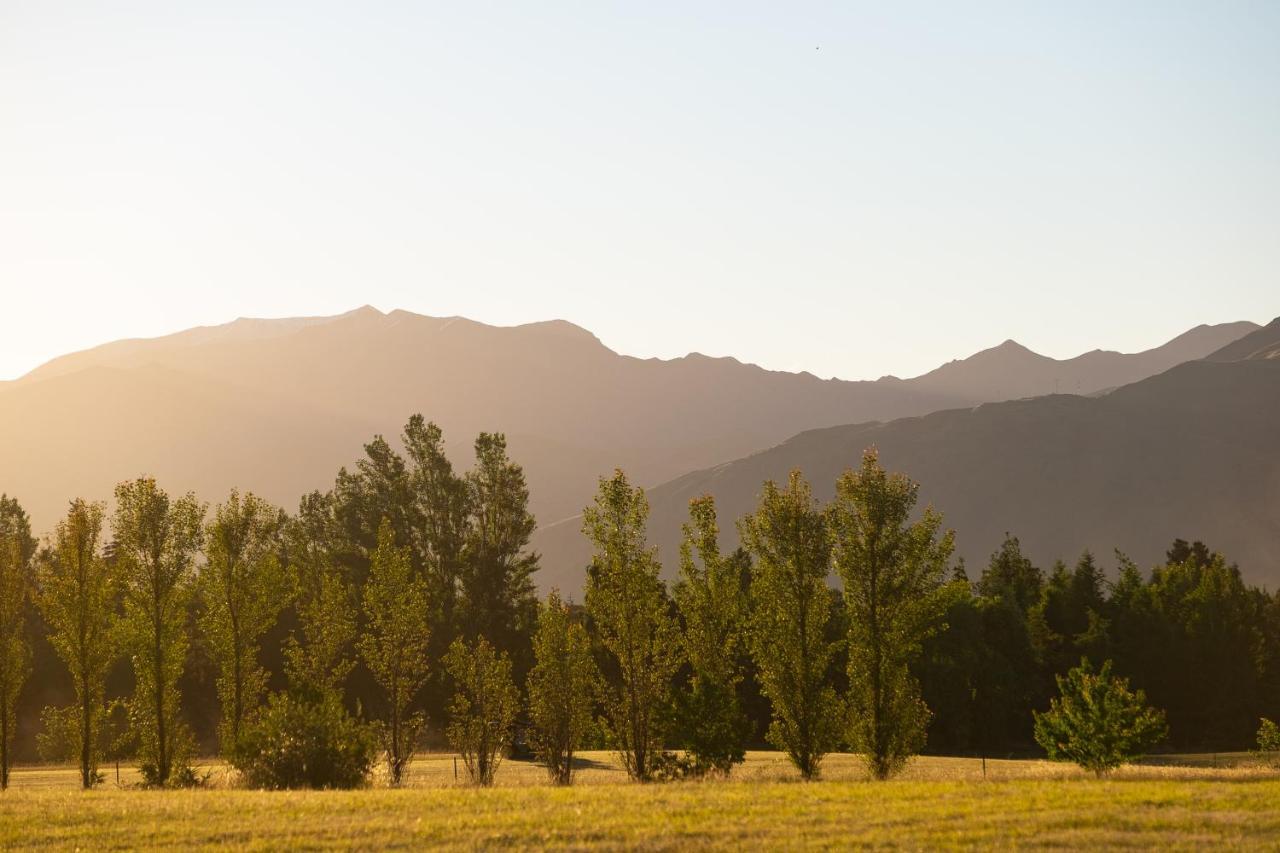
[232,691,377,789]
[0,495,34,790]
[830,449,955,780]
[201,490,290,752]
[359,518,431,785]
[400,416,470,654]
[36,499,117,788]
[1028,553,1110,680]
[445,637,519,786]
[739,470,842,781]
[283,493,357,698]
[113,478,205,786]
[583,470,682,782]
[1255,718,1280,767]
[459,433,539,668]
[976,534,1043,612]
[673,496,749,776]
[528,590,599,784]
[1034,658,1167,776]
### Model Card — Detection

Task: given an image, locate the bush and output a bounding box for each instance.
[1256,718,1280,767]
[1033,658,1167,777]
[231,692,377,789]
[673,679,749,777]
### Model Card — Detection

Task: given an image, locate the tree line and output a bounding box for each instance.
[0,414,1277,788]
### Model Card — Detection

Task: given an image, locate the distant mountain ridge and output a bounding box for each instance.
[0,308,1260,553]
[533,319,1280,592]
[906,321,1259,400]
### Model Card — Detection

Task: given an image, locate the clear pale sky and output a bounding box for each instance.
[2,2,1277,382]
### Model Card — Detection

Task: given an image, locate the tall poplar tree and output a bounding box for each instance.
[402,415,470,642]
[359,518,431,785]
[583,470,681,782]
[284,492,357,697]
[201,490,290,751]
[37,500,116,788]
[113,478,205,786]
[740,471,841,781]
[673,495,749,776]
[829,449,955,779]
[459,432,539,663]
[0,496,34,791]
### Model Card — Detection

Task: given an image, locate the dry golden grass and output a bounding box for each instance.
[2,752,1277,850]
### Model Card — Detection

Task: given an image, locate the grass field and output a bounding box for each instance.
[3,752,1278,849]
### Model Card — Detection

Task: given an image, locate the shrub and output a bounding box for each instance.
[1033,658,1167,777]
[231,691,377,789]
[672,679,749,777]
[1256,718,1280,767]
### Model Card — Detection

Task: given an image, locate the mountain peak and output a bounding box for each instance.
[340,304,385,319]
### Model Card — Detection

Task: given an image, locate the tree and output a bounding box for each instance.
[1033,658,1167,777]
[582,470,682,782]
[739,470,842,781]
[976,534,1042,613]
[401,415,470,651]
[445,637,519,786]
[113,478,205,786]
[673,495,749,776]
[0,496,34,791]
[527,590,599,785]
[1029,552,1110,680]
[359,518,432,785]
[201,490,290,752]
[829,449,956,779]
[36,500,117,788]
[283,492,357,698]
[459,432,539,663]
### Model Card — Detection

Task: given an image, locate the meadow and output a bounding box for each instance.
[3,752,1278,850]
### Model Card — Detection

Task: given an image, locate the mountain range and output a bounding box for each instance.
[0,307,1267,589]
[534,318,1280,592]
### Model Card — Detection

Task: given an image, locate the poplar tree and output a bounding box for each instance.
[445,636,518,786]
[673,495,749,776]
[829,449,955,779]
[527,590,599,784]
[0,496,34,791]
[201,490,290,752]
[402,415,469,644]
[359,518,432,785]
[113,478,205,786]
[582,470,681,782]
[37,500,116,788]
[739,471,841,781]
[283,492,357,697]
[459,432,539,662]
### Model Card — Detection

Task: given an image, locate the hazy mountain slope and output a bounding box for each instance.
[0,365,381,525]
[0,308,1257,543]
[1204,317,1280,362]
[535,348,1280,593]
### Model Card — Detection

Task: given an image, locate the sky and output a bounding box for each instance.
[1,2,1277,382]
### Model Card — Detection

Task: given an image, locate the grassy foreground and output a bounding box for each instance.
[3,753,1278,850]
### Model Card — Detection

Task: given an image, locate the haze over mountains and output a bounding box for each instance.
[0,306,1266,589]
[535,318,1280,592]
